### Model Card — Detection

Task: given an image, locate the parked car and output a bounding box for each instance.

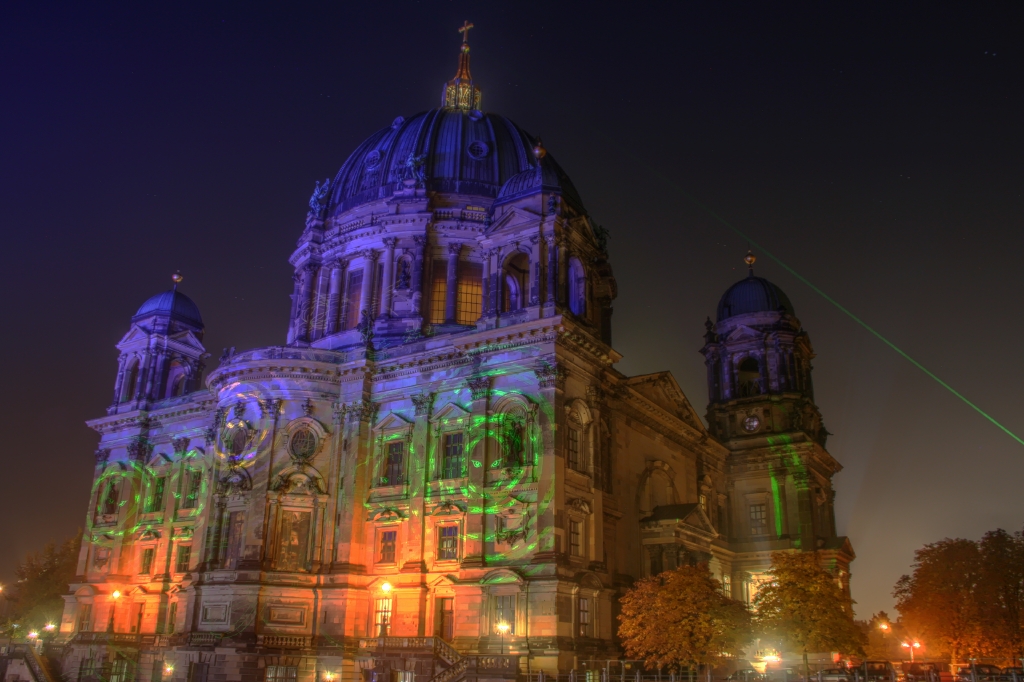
[955,665,1003,682]
[853,662,897,682]
[728,670,766,682]
[903,663,941,682]
[815,668,852,682]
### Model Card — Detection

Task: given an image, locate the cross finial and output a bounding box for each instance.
[458,20,474,44]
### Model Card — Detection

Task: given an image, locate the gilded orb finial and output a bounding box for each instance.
[532,138,547,159]
[744,250,756,275]
[172,272,184,284]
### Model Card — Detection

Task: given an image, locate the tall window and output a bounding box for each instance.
[577,597,590,637]
[122,362,139,402]
[101,481,120,515]
[566,428,582,472]
[374,598,393,636]
[343,270,363,330]
[371,264,384,317]
[568,257,587,316]
[569,519,582,557]
[182,470,202,509]
[379,530,397,564]
[166,602,177,634]
[442,433,464,479]
[494,594,516,635]
[749,503,768,536]
[722,574,732,597]
[430,260,447,324]
[78,604,93,632]
[437,525,459,561]
[265,666,298,682]
[175,545,191,573]
[737,357,761,397]
[139,548,155,575]
[456,263,483,324]
[699,494,708,513]
[225,511,245,568]
[501,253,529,312]
[383,441,404,485]
[145,477,166,513]
[277,511,311,571]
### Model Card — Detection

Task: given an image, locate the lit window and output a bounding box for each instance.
[146,477,166,513]
[139,548,155,575]
[374,598,393,636]
[569,519,582,557]
[175,545,191,573]
[383,441,405,485]
[566,428,582,472]
[182,470,202,509]
[379,530,397,564]
[577,597,590,637]
[699,494,707,513]
[265,666,298,682]
[722,574,732,597]
[77,604,93,632]
[344,270,363,330]
[456,263,483,324]
[437,525,459,561]
[749,503,768,536]
[430,259,447,324]
[442,433,464,479]
[494,594,515,635]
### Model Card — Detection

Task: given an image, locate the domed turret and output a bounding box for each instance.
[133,289,204,329]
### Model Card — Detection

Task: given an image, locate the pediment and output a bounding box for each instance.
[429,402,471,424]
[725,324,764,342]
[486,206,540,235]
[373,411,413,431]
[642,503,718,540]
[116,325,151,348]
[624,373,706,431]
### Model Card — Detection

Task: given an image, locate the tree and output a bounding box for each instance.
[753,552,865,679]
[860,611,908,661]
[618,564,751,676]
[977,529,1024,663]
[2,534,81,634]
[894,538,985,664]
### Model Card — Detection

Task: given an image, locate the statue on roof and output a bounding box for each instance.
[308,177,330,218]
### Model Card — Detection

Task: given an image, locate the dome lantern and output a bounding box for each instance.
[442,21,481,110]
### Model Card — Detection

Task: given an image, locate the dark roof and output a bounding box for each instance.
[327,108,582,214]
[641,503,699,523]
[133,290,203,328]
[494,154,585,214]
[716,273,795,322]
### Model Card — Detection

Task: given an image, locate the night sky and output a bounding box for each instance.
[2,2,1022,619]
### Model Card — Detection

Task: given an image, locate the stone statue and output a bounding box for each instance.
[400,154,427,187]
[308,178,331,217]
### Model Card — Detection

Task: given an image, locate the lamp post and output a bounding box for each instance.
[878,623,890,659]
[901,641,921,663]
[496,621,510,656]
[108,590,121,633]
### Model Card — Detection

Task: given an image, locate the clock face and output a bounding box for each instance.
[743,415,761,433]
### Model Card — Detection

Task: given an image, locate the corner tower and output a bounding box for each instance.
[701,253,852,600]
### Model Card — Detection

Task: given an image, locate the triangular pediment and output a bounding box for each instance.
[429,402,471,424]
[642,503,718,539]
[725,324,764,342]
[485,206,541,235]
[624,373,706,431]
[373,411,413,431]
[117,325,151,348]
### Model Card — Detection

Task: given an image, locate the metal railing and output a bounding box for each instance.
[257,634,312,649]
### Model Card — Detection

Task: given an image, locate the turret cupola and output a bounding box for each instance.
[442,21,481,110]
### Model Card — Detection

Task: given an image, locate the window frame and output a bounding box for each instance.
[569,518,583,557]
[577,596,591,637]
[145,476,166,514]
[492,593,517,635]
[378,528,398,565]
[174,544,192,573]
[441,431,465,480]
[436,523,460,562]
[749,503,768,536]
[139,547,155,575]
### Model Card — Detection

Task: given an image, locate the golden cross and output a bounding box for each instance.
[458,20,474,44]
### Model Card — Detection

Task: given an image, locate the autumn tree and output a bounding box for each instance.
[976,530,1024,663]
[619,564,751,675]
[860,611,908,661]
[2,534,81,634]
[753,552,865,679]
[894,538,985,664]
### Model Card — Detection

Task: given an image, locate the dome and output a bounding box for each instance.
[716,273,794,322]
[133,290,204,328]
[494,154,585,213]
[326,108,583,214]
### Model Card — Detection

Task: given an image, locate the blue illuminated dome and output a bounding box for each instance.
[716,272,794,322]
[327,109,583,215]
[133,289,204,328]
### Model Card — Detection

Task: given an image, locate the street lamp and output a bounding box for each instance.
[496,621,510,656]
[901,641,921,663]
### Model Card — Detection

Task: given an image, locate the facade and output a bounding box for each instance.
[55,29,853,682]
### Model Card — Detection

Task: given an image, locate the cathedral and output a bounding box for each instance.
[56,25,853,682]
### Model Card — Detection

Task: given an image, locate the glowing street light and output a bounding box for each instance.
[380,582,392,594]
[323,672,336,681]
[496,621,510,655]
[27,631,38,639]
[901,641,921,662]
[164,664,175,675]
[111,590,121,600]
[44,623,55,631]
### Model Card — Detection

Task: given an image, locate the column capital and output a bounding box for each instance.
[448,242,463,256]
[382,237,398,249]
[360,249,380,262]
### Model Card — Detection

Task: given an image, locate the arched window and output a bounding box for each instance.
[737,357,761,397]
[122,361,139,402]
[166,361,187,398]
[568,257,587,316]
[501,252,529,313]
[498,406,527,467]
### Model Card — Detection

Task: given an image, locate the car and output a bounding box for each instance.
[903,663,941,682]
[1001,669,1024,681]
[727,670,766,682]
[815,668,852,682]
[955,665,1003,682]
[853,662,897,682]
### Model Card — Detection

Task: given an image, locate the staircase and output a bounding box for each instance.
[1,643,61,682]
[357,637,518,682]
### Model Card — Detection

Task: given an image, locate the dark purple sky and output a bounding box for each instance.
[2,2,1022,618]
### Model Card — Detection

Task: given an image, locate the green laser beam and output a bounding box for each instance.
[648,184,1024,447]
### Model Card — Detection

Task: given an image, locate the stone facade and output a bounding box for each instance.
[54,31,852,682]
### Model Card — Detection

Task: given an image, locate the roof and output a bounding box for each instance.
[494,154,585,214]
[132,289,203,328]
[326,108,582,214]
[716,272,795,322]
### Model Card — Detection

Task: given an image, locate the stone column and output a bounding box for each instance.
[489,247,503,314]
[379,238,397,319]
[793,471,815,550]
[286,271,301,345]
[133,352,152,401]
[722,354,735,400]
[148,350,168,400]
[444,243,461,323]
[545,235,557,304]
[112,355,127,405]
[528,236,542,305]
[557,237,569,306]
[480,247,491,315]
[324,259,346,335]
[310,265,331,340]
[411,235,426,316]
[358,250,379,319]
